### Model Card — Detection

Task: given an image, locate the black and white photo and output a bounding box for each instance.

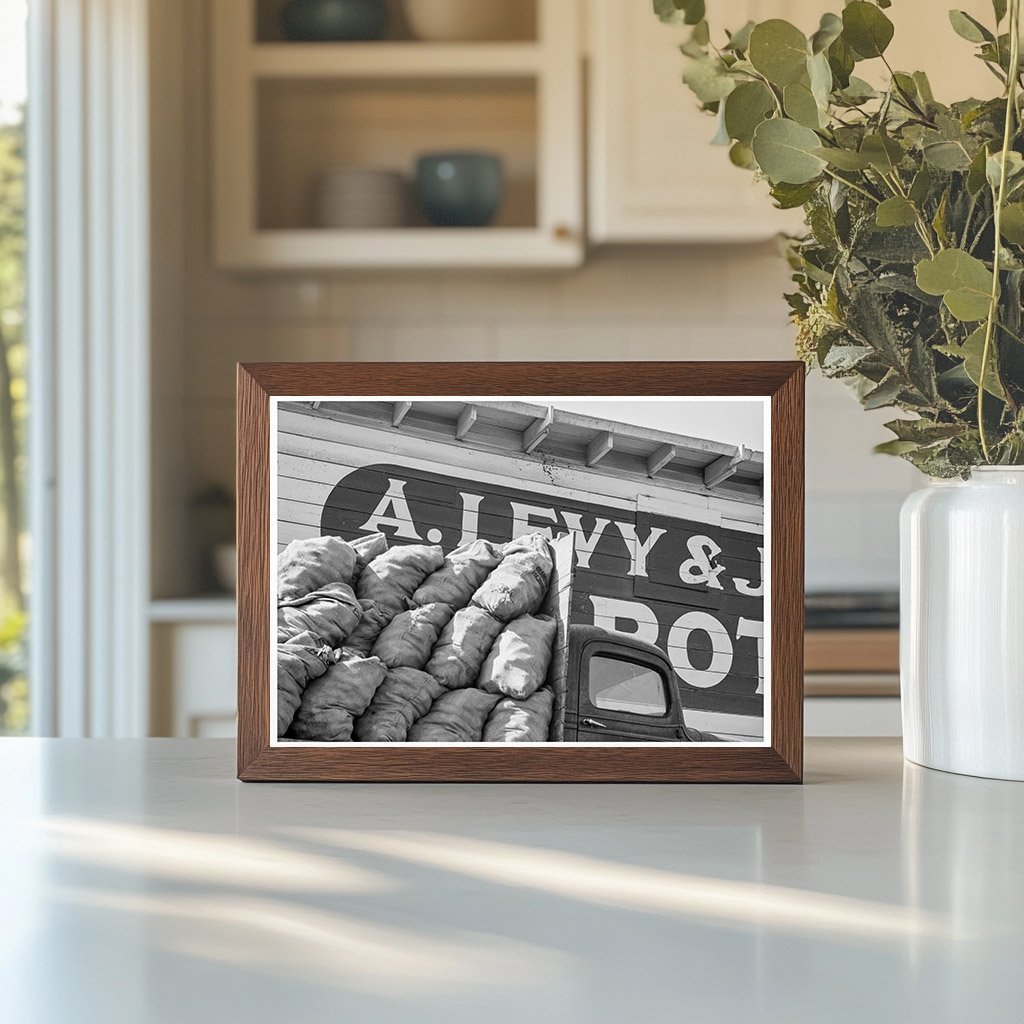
[272,396,769,746]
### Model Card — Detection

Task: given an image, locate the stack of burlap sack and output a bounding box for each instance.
[276,531,558,743]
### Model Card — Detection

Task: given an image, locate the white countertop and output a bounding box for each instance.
[1,738,1020,1023]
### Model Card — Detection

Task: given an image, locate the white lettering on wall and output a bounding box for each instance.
[669,611,733,689]
[614,522,666,578]
[734,548,764,598]
[589,596,660,645]
[510,502,558,540]
[358,478,422,540]
[456,492,484,546]
[679,536,727,591]
[736,617,765,693]
[561,512,610,570]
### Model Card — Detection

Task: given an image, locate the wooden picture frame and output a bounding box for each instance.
[238,362,804,782]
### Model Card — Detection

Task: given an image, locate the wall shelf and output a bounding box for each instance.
[212,0,582,269]
[249,42,545,78]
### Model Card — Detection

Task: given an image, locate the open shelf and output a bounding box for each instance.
[249,41,544,77]
[212,0,582,268]
[254,0,539,44]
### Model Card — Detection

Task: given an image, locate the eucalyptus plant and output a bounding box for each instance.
[657,0,1024,475]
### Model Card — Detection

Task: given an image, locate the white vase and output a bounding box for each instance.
[901,467,1024,780]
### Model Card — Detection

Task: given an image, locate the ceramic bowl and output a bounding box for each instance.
[415,152,504,227]
[281,0,388,42]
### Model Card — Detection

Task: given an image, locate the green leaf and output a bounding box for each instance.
[922,140,973,171]
[885,418,963,443]
[837,76,879,104]
[810,12,843,54]
[941,325,1006,398]
[814,146,872,170]
[915,249,994,322]
[729,140,757,169]
[748,20,809,86]
[862,374,903,409]
[875,439,922,455]
[827,36,855,88]
[808,51,833,108]
[967,144,991,193]
[723,81,775,144]
[653,0,705,26]
[909,164,933,205]
[860,133,904,173]
[751,118,828,184]
[913,71,935,104]
[842,1,895,59]
[1000,203,1024,245]
[948,10,994,44]
[771,180,820,209]
[876,197,918,228]
[682,57,736,104]
[724,20,755,53]
[986,150,1024,191]
[784,80,824,129]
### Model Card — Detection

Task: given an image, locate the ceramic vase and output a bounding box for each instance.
[901,467,1024,780]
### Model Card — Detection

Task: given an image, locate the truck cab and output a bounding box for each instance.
[561,624,709,743]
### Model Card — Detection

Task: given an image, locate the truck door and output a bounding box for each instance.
[575,638,685,742]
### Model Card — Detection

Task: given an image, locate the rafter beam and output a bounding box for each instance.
[392,401,412,427]
[704,446,749,489]
[587,431,614,467]
[455,404,478,441]
[522,406,554,454]
[646,443,676,478]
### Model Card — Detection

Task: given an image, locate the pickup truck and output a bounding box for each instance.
[542,534,716,743]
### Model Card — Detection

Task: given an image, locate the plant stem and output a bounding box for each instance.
[822,167,880,205]
[979,0,1021,462]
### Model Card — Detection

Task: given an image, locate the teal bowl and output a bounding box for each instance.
[281,0,388,42]
[415,152,505,228]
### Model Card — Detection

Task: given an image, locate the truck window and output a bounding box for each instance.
[588,656,667,716]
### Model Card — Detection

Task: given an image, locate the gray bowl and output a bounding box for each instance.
[280,0,388,42]
[415,152,505,228]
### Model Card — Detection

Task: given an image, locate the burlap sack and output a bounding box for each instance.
[277,536,357,603]
[356,544,444,619]
[350,532,388,581]
[289,653,388,742]
[277,631,335,737]
[425,606,505,689]
[411,540,504,609]
[344,599,392,656]
[371,602,454,670]
[482,687,555,742]
[277,581,362,647]
[354,667,446,742]
[407,688,502,742]
[477,614,557,699]
[471,533,553,623]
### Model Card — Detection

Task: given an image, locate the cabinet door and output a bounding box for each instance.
[587,0,811,243]
[588,0,1000,245]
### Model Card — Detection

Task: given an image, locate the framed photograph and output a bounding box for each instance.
[237,362,804,782]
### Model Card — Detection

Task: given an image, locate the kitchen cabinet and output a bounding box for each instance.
[586,0,998,244]
[211,0,583,269]
[587,0,814,243]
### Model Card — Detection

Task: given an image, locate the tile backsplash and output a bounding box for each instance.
[180,246,917,594]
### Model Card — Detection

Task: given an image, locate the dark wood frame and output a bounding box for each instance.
[237,362,804,782]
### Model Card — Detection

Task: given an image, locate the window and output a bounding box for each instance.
[588,655,667,717]
[0,0,27,735]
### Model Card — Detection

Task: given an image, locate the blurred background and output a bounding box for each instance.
[0,0,997,739]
